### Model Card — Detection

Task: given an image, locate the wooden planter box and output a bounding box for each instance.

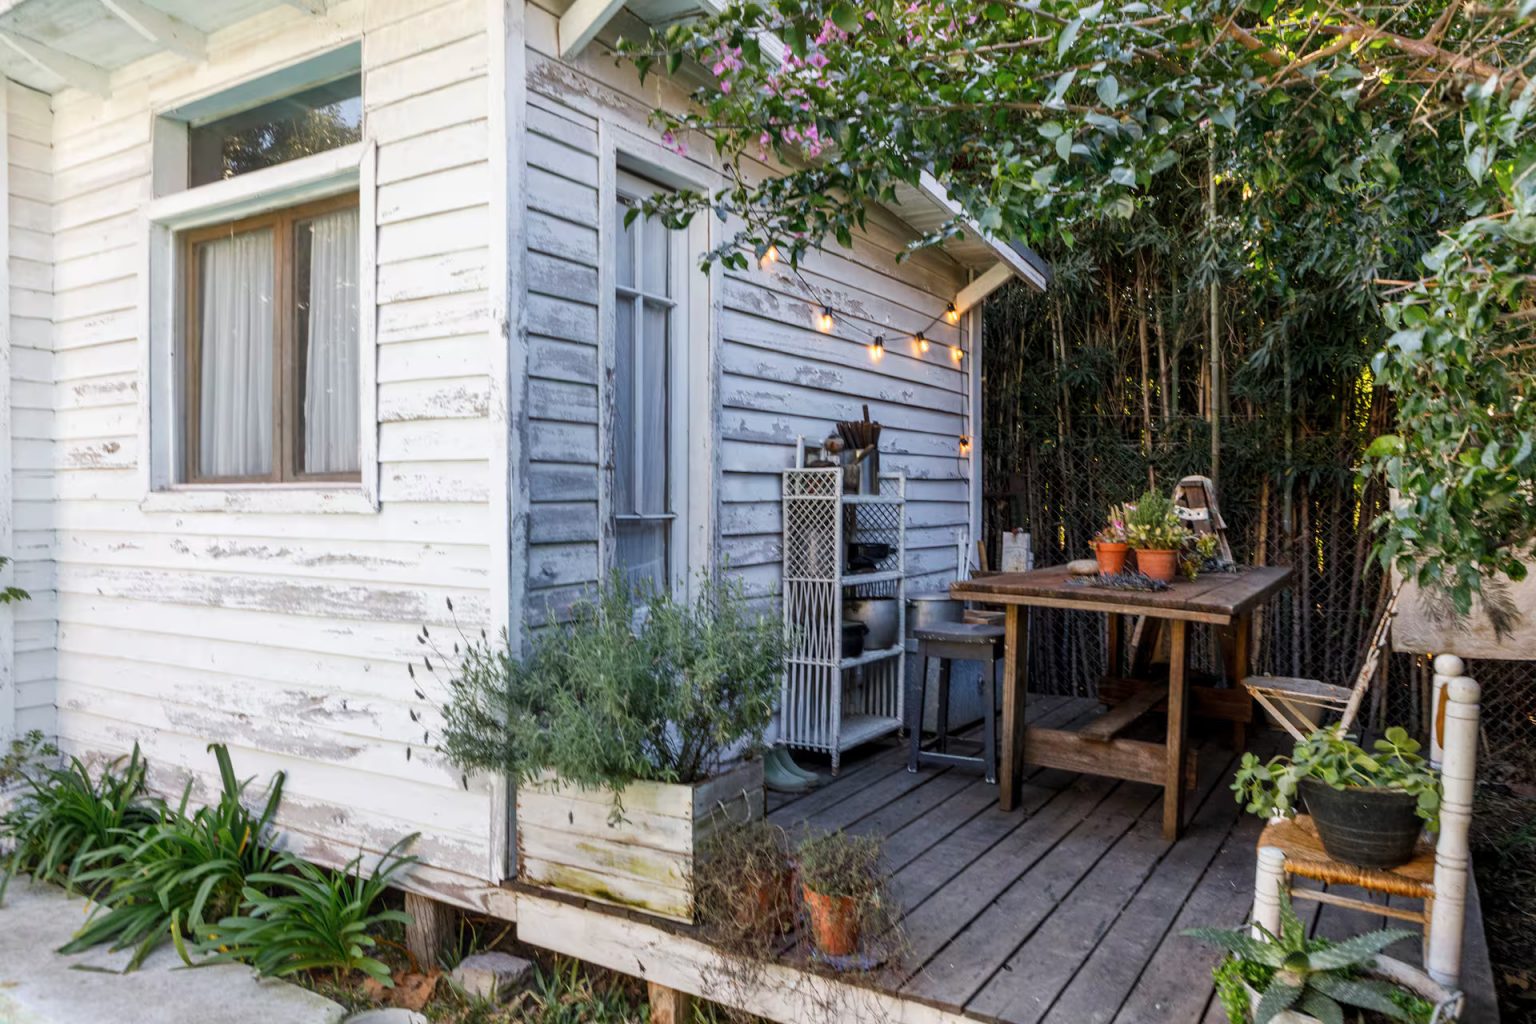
[515,759,764,923]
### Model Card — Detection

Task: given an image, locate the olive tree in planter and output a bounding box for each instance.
[414,573,787,923]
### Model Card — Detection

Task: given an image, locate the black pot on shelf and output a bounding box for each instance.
[841,620,868,658]
[1300,778,1425,869]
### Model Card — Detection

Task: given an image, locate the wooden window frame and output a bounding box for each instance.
[181,191,360,485]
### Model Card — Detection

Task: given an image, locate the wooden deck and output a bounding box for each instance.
[765,695,1500,1024]
[510,693,1498,1024]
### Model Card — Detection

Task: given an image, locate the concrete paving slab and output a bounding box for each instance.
[0,878,346,1024]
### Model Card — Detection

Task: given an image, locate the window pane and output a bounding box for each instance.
[641,215,670,297]
[616,519,667,593]
[197,229,275,478]
[616,200,636,290]
[298,207,360,474]
[189,75,362,187]
[614,298,636,515]
[639,300,669,515]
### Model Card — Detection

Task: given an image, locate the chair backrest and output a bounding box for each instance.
[1340,581,1404,730]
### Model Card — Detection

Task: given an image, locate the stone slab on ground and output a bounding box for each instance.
[449,951,532,1002]
[341,1011,428,1024]
[0,877,346,1024]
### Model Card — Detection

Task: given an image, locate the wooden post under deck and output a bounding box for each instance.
[648,981,692,1024]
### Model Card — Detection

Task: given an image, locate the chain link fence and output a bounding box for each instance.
[982,433,1536,758]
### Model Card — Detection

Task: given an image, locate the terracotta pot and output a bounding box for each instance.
[736,871,796,933]
[1093,542,1129,576]
[1134,548,1179,583]
[802,884,861,957]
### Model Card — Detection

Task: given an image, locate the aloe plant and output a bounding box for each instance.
[1186,896,1418,1023]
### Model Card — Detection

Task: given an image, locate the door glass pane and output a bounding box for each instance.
[641,215,670,297]
[616,519,667,593]
[189,75,362,187]
[614,298,636,515]
[297,207,361,474]
[639,299,669,515]
[197,229,275,478]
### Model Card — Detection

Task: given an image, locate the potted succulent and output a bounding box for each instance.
[1124,489,1194,583]
[1092,505,1131,575]
[415,572,788,923]
[795,831,884,958]
[1232,725,1440,869]
[1187,892,1458,1023]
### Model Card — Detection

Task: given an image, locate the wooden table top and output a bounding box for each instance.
[950,564,1293,624]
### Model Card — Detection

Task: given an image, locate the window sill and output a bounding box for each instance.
[140,485,379,516]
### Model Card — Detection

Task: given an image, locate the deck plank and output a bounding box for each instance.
[968,745,1238,1023]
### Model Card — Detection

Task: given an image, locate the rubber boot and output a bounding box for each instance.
[763,750,811,793]
[771,746,824,786]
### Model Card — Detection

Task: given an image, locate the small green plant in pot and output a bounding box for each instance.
[1092,505,1131,575]
[1233,725,1440,869]
[1123,490,1193,583]
[795,831,884,958]
[1187,893,1433,1023]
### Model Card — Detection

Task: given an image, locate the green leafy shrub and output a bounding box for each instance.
[1124,489,1194,551]
[190,835,417,987]
[1,745,155,900]
[62,744,285,965]
[1187,894,1420,1023]
[418,572,786,791]
[522,959,646,1024]
[0,730,56,789]
[1232,725,1441,829]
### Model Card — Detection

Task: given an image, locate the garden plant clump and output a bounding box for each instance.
[0,742,417,987]
[1233,726,1441,830]
[414,572,787,796]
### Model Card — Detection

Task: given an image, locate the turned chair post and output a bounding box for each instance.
[1426,671,1479,990]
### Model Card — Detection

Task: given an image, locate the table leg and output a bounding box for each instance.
[1001,604,1029,811]
[1163,619,1189,840]
[1230,612,1252,749]
[1106,612,1122,681]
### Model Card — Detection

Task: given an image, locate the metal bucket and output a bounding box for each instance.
[907,591,961,637]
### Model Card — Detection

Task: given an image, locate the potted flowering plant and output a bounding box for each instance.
[1092,505,1131,575]
[1124,489,1193,583]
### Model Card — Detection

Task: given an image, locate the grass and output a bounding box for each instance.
[1471,742,1536,1023]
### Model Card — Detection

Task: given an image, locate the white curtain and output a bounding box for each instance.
[199,229,274,478]
[303,208,360,474]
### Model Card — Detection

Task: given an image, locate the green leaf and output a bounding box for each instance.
[1254,981,1303,1024]
[1056,17,1083,59]
[1097,74,1120,108]
[829,3,859,34]
[1306,928,1417,970]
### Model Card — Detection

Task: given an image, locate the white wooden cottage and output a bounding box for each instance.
[0,0,1046,916]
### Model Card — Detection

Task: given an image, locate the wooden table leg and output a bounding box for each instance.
[1163,619,1189,840]
[1000,604,1029,811]
[1106,612,1122,682]
[1229,611,1252,749]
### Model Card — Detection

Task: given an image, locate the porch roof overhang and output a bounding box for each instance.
[0,0,314,96]
[561,0,1053,305]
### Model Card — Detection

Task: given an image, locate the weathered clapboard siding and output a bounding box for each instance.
[7,80,57,738]
[522,1,975,614]
[26,0,505,908]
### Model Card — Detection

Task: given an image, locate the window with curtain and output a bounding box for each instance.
[183,194,360,483]
[614,179,682,592]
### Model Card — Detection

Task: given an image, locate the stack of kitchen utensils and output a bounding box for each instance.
[835,406,882,494]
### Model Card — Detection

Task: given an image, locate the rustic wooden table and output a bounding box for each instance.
[950,564,1293,839]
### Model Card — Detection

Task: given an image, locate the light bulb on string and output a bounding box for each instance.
[869,335,885,361]
[760,245,780,269]
[958,434,972,457]
[945,303,959,325]
[915,332,929,353]
[950,343,964,363]
[817,306,835,333]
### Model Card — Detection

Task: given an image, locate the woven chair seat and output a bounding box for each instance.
[1259,815,1434,898]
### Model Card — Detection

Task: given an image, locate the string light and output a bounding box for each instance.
[869,335,885,361]
[817,306,835,333]
[958,434,972,456]
[915,331,929,353]
[944,303,959,325]
[950,343,964,362]
[760,245,780,268]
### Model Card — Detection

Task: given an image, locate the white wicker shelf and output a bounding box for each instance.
[780,465,906,772]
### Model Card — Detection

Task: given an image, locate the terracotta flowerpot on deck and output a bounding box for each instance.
[1135,548,1179,583]
[737,871,796,934]
[1093,542,1129,576]
[802,885,861,956]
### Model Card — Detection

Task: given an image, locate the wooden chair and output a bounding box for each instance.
[1252,657,1481,992]
[1172,474,1233,562]
[1242,583,1401,742]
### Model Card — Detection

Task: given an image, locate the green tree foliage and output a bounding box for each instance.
[615,1,1536,625]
